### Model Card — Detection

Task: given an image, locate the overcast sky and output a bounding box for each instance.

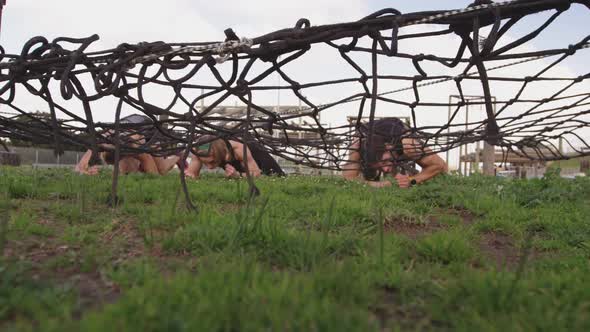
[4,0,588,61]
[2,1,589,166]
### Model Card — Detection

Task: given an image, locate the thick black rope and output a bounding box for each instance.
[0,0,588,194]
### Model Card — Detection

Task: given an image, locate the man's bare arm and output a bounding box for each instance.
[342,139,361,180]
[402,138,447,184]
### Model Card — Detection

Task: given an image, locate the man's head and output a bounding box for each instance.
[369,144,398,173]
[359,118,408,180]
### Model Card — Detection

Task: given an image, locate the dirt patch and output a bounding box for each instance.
[216,203,243,214]
[451,207,478,225]
[384,217,448,239]
[45,268,121,319]
[478,232,520,268]
[101,218,146,261]
[2,214,180,321]
[431,207,478,226]
[3,223,195,323]
[385,207,479,239]
[3,233,123,313]
[478,232,547,269]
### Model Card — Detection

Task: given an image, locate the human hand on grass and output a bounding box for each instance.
[394,173,410,188]
[78,165,100,176]
[224,164,240,178]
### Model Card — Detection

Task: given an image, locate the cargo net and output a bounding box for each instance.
[1,0,590,184]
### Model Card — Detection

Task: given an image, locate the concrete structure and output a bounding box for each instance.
[459,147,559,178]
[448,95,497,176]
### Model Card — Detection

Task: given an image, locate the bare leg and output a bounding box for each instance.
[119,157,141,175]
[153,155,180,175]
[184,155,202,178]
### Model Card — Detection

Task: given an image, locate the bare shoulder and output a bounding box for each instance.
[401,137,430,159]
[229,140,250,161]
[228,140,246,151]
[401,138,447,171]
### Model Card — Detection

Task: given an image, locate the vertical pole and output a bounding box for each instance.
[474,141,481,174]
[459,145,463,176]
[482,96,496,176]
[558,137,564,154]
[35,149,39,165]
[297,93,303,174]
[446,95,452,170]
[463,101,469,176]
[200,88,205,110]
[0,0,5,38]
[277,55,281,114]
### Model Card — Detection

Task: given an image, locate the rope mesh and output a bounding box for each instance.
[1,0,589,204]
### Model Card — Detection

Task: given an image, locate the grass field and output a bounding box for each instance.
[1,167,590,331]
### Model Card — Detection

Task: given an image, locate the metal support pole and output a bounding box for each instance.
[474,141,481,174]
[559,137,564,154]
[482,96,497,176]
[463,103,469,176]
[446,95,452,170]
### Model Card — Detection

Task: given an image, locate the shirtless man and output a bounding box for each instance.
[342,118,447,188]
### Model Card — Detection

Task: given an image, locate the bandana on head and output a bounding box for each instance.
[194,142,212,156]
[198,143,211,151]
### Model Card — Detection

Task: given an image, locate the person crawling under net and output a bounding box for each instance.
[184,135,286,179]
[342,118,447,188]
[75,114,181,176]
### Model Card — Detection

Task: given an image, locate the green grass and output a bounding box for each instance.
[414,229,475,264]
[1,167,589,331]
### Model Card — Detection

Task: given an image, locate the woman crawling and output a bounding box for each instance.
[184,135,285,179]
[75,114,180,176]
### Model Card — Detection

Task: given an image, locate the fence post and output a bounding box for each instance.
[35,149,39,166]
